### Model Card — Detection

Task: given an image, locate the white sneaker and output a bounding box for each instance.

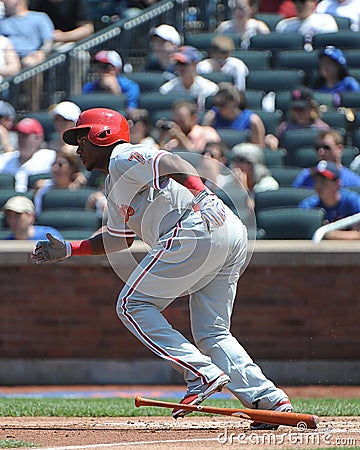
[250,398,293,430]
[172,373,230,419]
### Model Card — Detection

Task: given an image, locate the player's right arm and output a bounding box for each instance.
[31,231,134,264]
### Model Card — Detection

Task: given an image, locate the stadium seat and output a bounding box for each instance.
[249,32,304,51]
[28,173,52,190]
[231,50,272,70]
[246,69,305,93]
[0,174,15,188]
[200,71,234,84]
[340,91,360,109]
[171,150,203,168]
[216,129,250,148]
[0,189,33,208]
[270,166,303,186]
[138,92,193,113]
[272,49,320,87]
[343,49,360,69]
[333,16,352,30]
[25,110,56,143]
[313,31,360,49]
[280,128,326,165]
[254,13,284,31]
[263,148,286,167]
[125,71,165,92]
[36,209,101,237]
[289,146,360,169]
[322,109,350,130]
[41,187,99,210]
[252,109,283,135]
[256,207,325,239]
[69,94,126,113]
[255,187,315,213]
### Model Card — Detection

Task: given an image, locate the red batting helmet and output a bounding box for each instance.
[63,108,130,146]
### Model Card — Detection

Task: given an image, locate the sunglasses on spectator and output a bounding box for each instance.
[316,144,332,151]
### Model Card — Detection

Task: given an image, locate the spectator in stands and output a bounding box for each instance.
[224,142,279,210]
[0,35,21,82]
[2,195,63,240]
[196,35,249,91]
[265,87,330,150]
[155,99,221,152]
[197,141,229,190]
[313,46,360,97]
[0,118,56,193]
[128,109,159,148]
[0,101,18,153]
[292,129,360,188]
[29,0,94,49]
[159,45,219,110]
[202,82,266,148]
[216,0,270,49]
[315,0,359,31]
[0,0,54,67]
[48,101,82,154]
[33,150,83,216]
[82,50,140,112]
[143,24,182,81]
[298,160,360,239]
[275,0,338,45]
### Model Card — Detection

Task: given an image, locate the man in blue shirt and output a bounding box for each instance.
[2,196,63,241]
[292,129,360,189]
[299,161,360,239]
[82,50,140,111]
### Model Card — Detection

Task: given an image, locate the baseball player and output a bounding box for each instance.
[32,108,292,429]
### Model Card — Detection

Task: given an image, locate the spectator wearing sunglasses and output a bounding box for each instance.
[292,129,360,189]
[128,108,159,148]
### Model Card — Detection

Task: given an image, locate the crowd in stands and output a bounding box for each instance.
[1,0,360,240]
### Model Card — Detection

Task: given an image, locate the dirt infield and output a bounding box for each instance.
[0,386,359,449]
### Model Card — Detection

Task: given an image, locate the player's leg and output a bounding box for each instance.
[116,226,226,386]
[189,223,289,411]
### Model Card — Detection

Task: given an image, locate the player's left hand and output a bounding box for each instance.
[31,233,70,264]
[193,191,226,231]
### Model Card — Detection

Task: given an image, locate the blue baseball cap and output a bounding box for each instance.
[321,46,347,67]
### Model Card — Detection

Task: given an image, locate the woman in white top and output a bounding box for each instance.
[215,0,270,49]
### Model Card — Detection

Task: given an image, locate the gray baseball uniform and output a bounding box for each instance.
[105,142,287,409]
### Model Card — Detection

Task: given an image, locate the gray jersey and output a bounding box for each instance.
[105,143,195,247]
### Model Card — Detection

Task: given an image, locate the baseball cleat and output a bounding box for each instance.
[250,398,293,430]
[172,373,230,419]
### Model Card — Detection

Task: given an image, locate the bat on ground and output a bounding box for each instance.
[135,395,319,429]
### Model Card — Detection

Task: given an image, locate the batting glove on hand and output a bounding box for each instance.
[192,190,226,231]
[31,233,71,264]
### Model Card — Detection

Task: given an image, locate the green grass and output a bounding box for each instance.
[0,440,39,448]
[0,397,359,417]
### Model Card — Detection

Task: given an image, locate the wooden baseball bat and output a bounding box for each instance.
[135,396,319,429]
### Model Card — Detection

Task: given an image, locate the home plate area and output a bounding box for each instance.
[0,386,358,449]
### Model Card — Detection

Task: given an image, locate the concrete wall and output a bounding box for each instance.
[0,240,359,385]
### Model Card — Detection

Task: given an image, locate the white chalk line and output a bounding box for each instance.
[36,437,219,450]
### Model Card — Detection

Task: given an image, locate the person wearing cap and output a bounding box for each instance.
[215,0,270,50]
[143,24,182,80]
[196,35,249,91]
[82,50,140,111]
[265,87,330,150]
[292,129,360,189]
[0,100,18,153]
[2,195,63,241]
[159,45,219,110]
[0,118,56,192]
[48,101,82,153]
[316,0,359,32]
[275,0,338,44]
[314,46,360,95]
[298,160,360,239]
